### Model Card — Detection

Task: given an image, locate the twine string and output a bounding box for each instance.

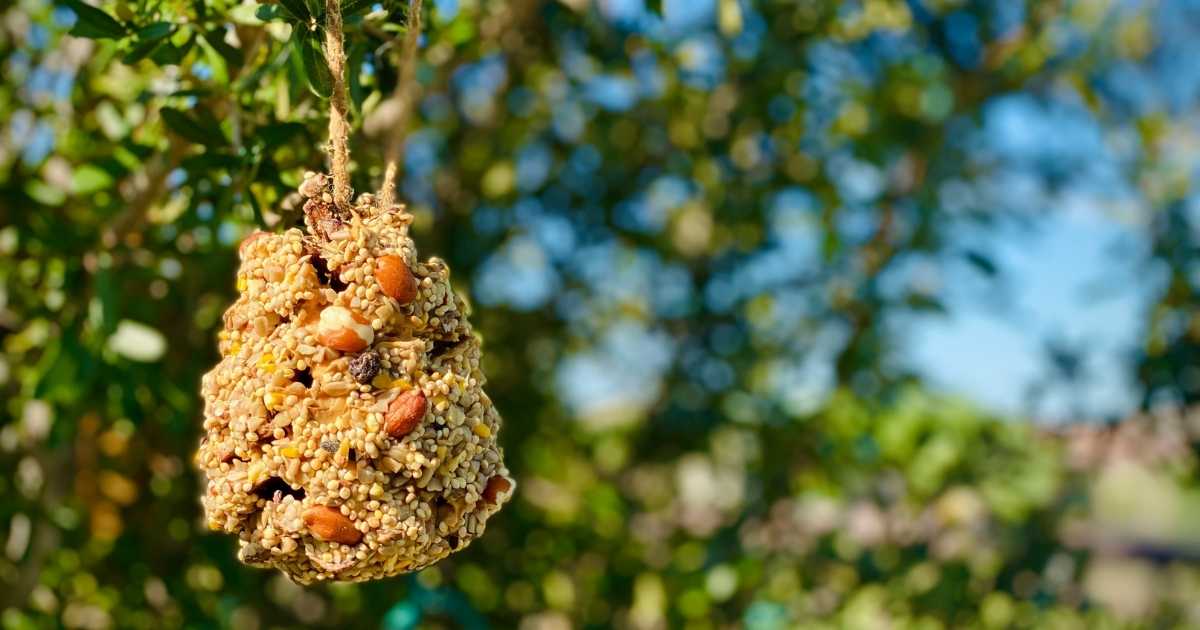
[324,0,352,211]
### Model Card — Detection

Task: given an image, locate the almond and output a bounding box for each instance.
[481,475,512,506]
[302,505,363,545]
[375,255,417,305]
[316,305,374,352]
[385,389,427,438]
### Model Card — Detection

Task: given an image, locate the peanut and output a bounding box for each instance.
[316,305,374,352]
[302,505,362,545]
[481,475,512,506]
[375,255,417,305]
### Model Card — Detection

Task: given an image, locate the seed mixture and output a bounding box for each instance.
[195,172,514,583]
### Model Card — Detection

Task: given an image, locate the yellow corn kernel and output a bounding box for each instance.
[236,276,247,292]
[258,352,275,372]
[228,342,241,356]
[247,462,265,485]
[372,373,393,389]
[472,423,491,439]
[264,391,285,411]
[336,440,350,463]
[280,446,300,458]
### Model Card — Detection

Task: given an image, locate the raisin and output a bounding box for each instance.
[349,350,382,384]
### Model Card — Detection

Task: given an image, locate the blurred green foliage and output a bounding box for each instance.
[3,0,1200,628]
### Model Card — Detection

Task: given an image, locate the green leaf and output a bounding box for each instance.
[276,0,311,22]
[72,164,114,194]
[25,180,66,206]
[149,32,194,66]
[62,0,127,39]
[168,88,212,99]
[193,107,227,142]
[292,29,332,99]
[257,122,308,149]
[200,29,244,77]
[119,138,155,160]
[122,22,174,64]
[303,0,324,20]
[34,334,85,403]
[255,4,283,21]
[347,43,366,114]
[161,107,226,146]
[136,21,173,40]
[342,0,377,17]
[122,36,165,64]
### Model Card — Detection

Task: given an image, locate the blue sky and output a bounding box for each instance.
[903,207,1156,422]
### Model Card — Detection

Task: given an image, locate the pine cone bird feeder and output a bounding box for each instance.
[195,173,514,583]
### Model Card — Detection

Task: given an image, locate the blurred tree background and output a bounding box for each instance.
[4,0,1200,627]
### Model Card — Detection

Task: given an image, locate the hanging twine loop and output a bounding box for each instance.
[323,0,352,212]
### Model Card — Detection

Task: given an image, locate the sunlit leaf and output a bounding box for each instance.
[71,164,114,194]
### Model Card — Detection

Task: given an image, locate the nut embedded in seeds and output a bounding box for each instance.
[375,254,418,304]
[385,389,427,439]
[317,305,374,352]
[302,505,363,545]
[482,475,512,506]
[195,173,514,584]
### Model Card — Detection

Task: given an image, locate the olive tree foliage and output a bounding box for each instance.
[2,0,1200,627]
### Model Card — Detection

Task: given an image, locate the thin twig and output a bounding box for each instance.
[379,0,423,210]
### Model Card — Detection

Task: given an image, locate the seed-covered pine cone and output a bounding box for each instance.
[196,172,514,583]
